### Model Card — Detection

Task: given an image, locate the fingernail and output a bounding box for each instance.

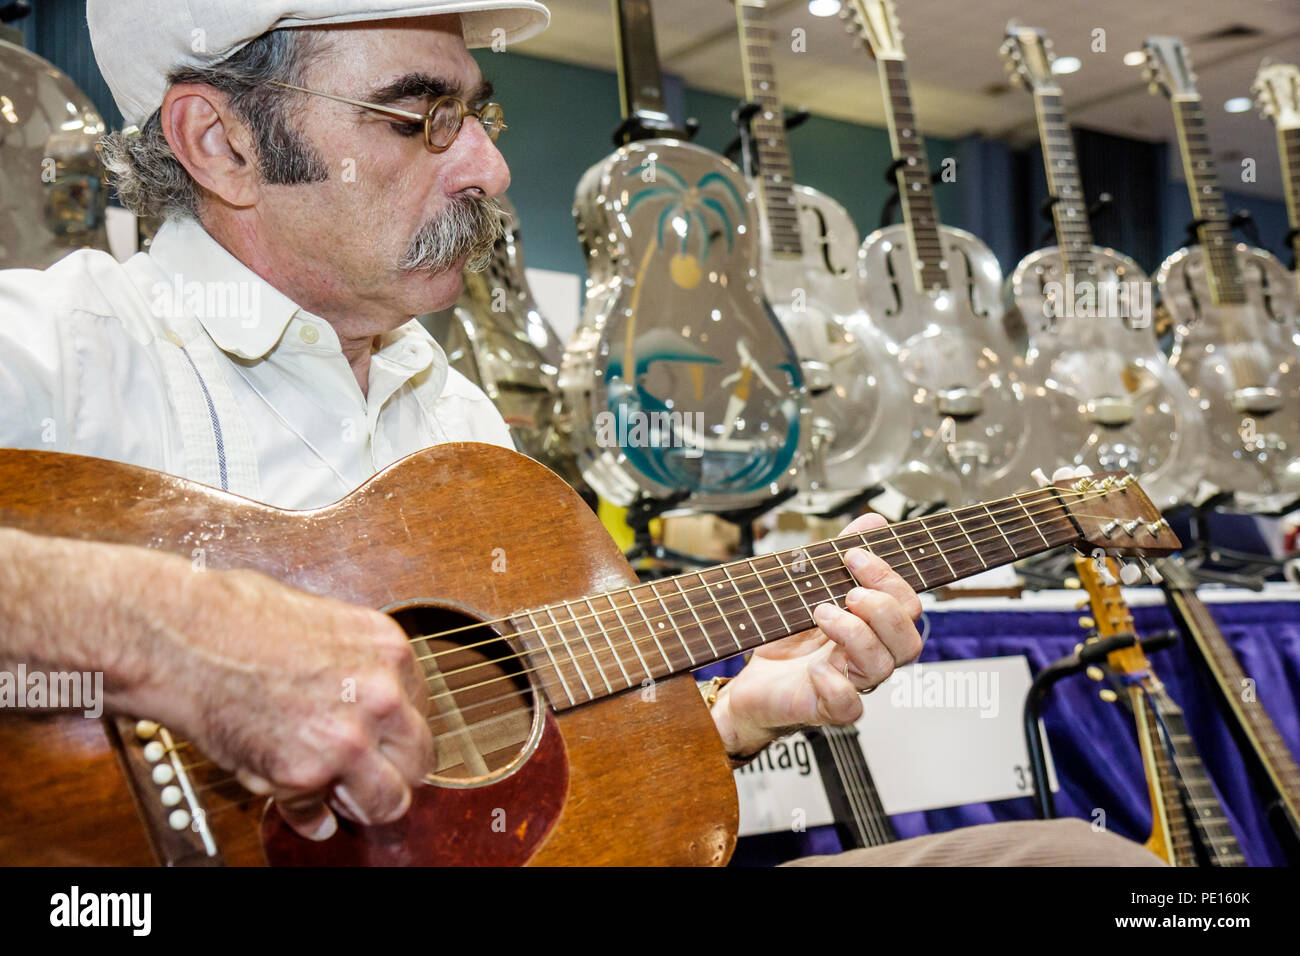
[332,785,372,826]
[846,549,870,573]
[814,603,840,623]
[848,587,869,604]
[308,812,337,842]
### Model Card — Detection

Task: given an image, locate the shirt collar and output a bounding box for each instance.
[147,216,306,360]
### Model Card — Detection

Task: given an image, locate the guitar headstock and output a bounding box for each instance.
[845,0,905,60]
[1253,60,1300,131]
[1045,467,1181,570]
[999,20,1058,93]
[1142,35,1198,99]
[1073,553,1149,676]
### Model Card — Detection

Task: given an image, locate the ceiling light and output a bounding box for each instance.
[808,0,842,16]
[1052,56,1081,74]
[1122,51,1145,66]
[1224,97,1251,113]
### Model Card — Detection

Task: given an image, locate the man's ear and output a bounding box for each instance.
[159,84,261,209]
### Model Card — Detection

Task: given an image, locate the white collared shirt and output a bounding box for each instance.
[0,216,515,509]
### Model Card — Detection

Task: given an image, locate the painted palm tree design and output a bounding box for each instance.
[626,166,746,290]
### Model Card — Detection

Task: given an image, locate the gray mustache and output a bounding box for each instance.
[400,195,505,274]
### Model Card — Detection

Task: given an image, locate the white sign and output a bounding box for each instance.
[734,655,1059,836]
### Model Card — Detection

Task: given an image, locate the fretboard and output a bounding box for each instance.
[1031,87,1094,277]
[1162,570,1300,842]
[879,56,948,293]
[1279,127,1300,279]
[735,1,802,257]
[1149,684,1247,867]
[1171,95,1246,306]
[1135,690,1197,866]
[512,488,1076,710]
[807,725,897,848]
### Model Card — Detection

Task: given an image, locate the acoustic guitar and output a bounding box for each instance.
[1075,554,1245,866]
[0,447,1176,865]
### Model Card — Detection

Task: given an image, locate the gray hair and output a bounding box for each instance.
[99,29,330,222]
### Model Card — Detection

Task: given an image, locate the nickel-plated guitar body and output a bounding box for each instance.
[564,139,805,512]
[1012,246,1208,510]
[1158,244,1300,510]
[420,196,586,492]
[859,223,1034,505]
[758,187,911,512]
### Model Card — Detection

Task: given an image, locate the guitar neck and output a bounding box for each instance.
[1169,95,1247,305]
[1278,126,1300,268]
[1160,566,1300,843]
[1133,689,1197,866]
[1030,86,1095,275]
[612,0,684,140]
[877,55,948,293]
[1147,683,1247,866]
[734,0,803,258]
[515,487,1079,711]
[807,725,897,848]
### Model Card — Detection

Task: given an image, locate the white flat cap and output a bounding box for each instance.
[87,0,551,128]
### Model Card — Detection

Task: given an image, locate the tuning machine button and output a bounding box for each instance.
[1120,561,1143,586]
[1099,688,1119,703]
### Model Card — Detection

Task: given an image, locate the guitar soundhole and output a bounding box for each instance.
[386,603,541,788]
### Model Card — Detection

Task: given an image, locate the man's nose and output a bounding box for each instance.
[445,117,511,198]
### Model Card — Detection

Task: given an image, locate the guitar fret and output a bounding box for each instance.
[671,575,721,658]
[699,568,747,652]
[648,579,697,667]
[584,596,632,688]
[557,601,614,696]
[529,609,578,705]
[750,554,797,633]
[627,583,679,671]
[721,563,769,646]
[601,592,655,684]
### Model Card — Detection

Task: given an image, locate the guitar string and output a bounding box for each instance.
[824,728,889,848]
[154,489,1159,790]
[162,487,1146,783]
[403,481,1135,665]
[833,729,893,847]
[163,485,1136,771]
[403,492,1144,691]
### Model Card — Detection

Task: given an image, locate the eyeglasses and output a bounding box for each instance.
[269,81,507,153]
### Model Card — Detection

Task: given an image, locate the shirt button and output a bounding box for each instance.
[165,329,184,347]
[299,325,320,345]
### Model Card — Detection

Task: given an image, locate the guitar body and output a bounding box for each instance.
[0,444,739,865]
[1157,243,1300,510]
[759,186,912,512]
[1011,245,1207,510]
[858,223,1034,505]
[564,139,806,512]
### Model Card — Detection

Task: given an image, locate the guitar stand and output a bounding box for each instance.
[1034,192,1112,250]
[725,100,811,172]
[621,490,715,578]
[1173,495,1290,587]
[715,487,800,559]
[1181,210,1261,249]
[611,114,699,148]
[1023,630,1177,818]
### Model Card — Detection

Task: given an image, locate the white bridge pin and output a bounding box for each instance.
[160,785,183,807]
[142,741,165,763]
[168,809,191,831]
[152,763,175,785]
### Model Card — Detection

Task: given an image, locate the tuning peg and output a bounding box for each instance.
[1073,465,1094,478]
[1085,665,1105,682]
[1099,564,1118,587]
[1051,465,1076,482]
[1064,576,1081,590]
[1120,561,1142,586]
[1031,467,1050,488]
[1141,558,1163,584]
[1099,688,1119,703]
[1078,615,1095,629]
